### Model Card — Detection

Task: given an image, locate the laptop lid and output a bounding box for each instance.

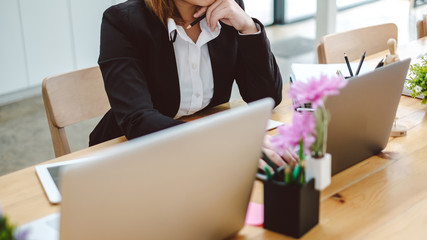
[59,98,274,240]
[325,59,410,174]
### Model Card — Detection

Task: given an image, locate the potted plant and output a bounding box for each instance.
[262,111,319,238]
[406,53,427,104]
[271,74,347,190]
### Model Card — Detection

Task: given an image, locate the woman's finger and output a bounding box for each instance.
[263,148,286,168]
[282,149,299,165]
[258,159,274,174]
[205,0,223,28]
[193,6,207,18]
[263,135,299,165]
[208,4,229,31]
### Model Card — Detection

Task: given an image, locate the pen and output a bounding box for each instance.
[344,53,354,77]
[297,161,305,185]
[284,166,290,184]
[264,166,273,180]
[274,165,285,181]
[375,58,385,69]
[355,51,366,76]
[186,13,206,29]
[292,164,300,181]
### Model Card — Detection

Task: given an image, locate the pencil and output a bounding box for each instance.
[186,13,206,29]
[344,53,354,77]
[355,51,366,76]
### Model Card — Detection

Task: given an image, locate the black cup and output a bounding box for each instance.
[263,179,319,238]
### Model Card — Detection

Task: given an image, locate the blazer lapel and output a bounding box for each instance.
[151,25,181,117]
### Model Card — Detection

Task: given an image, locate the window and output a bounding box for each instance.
[244,0,274,25]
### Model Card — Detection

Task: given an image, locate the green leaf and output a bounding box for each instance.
[408,53,427,105]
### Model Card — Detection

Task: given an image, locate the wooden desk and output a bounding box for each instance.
[1,38,426,239]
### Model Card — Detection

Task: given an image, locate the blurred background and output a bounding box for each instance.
[1,0,426,176]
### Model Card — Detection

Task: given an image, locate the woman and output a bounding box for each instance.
[90,0,296,167]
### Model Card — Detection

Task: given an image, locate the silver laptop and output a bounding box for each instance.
[324,59,410,174]
[19,98,274,240]
[291,59,410,174]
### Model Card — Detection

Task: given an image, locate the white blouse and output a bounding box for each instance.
[167,18,260,119]
[167,18,220,119]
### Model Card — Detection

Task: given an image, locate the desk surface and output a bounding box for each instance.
[0,38,426,239]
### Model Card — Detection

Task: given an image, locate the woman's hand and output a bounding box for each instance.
[259,135,299,173]
[193,0,257,34]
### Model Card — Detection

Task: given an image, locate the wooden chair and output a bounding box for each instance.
[42,66,110,157]
[317,23,398,64]
[416,14,427,39]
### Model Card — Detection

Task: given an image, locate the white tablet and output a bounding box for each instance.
[35,157,97,204]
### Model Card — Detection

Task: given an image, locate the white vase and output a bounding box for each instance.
[305,153,331,191]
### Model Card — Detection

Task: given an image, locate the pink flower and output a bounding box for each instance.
[289,74,347,108]
[271,111,316,156]
[272,74,346,159]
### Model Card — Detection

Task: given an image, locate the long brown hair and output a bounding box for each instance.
[144,0,182,26]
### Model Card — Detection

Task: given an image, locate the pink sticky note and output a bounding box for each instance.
[245,202,264,226]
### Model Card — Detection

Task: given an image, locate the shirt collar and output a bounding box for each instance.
[167,18,221,45]
[167,18,178,42]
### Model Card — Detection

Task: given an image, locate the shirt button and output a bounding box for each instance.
[192,63,197,70]
[195,93,200,98]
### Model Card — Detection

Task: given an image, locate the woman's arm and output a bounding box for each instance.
[98,5,184,140]
[234,18,283,107]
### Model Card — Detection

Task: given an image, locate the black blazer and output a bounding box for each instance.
[89,0,282,146]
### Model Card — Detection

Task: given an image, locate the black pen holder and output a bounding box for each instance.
[263,179,319,238]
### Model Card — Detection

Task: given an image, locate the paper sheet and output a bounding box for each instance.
[245,202,264,226]
[290,63,372,83]
[266,119,284,131]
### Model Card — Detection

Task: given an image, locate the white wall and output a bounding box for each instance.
[0,0,28,96]
[70,0,123,69]
[0,0,126,104]
[20,0,75,87]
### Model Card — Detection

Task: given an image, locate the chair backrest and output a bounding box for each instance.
[417,14,427,39]
[42,66,110,157]
[317,23,398,64]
